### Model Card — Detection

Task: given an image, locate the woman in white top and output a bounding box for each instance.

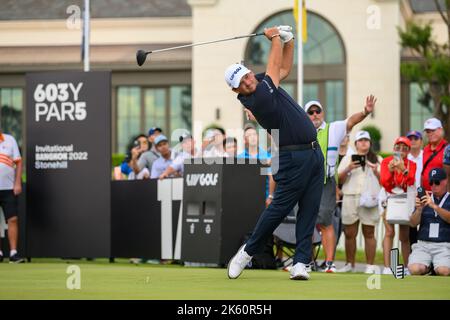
[337,131,383,274]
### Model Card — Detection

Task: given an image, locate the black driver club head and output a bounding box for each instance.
[136,50,149,66]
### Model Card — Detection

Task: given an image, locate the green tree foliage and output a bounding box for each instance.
[398,0,450,140]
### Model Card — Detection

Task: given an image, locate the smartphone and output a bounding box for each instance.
[351,154,366,167]
[133,140,140,148]
[417,186,426,199]
[393,151,401,161]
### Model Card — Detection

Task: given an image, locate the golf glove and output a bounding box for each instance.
[279,30,294,43]
[277,25,294,43]
[277,25,293,32]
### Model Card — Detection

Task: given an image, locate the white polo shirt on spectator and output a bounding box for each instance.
[317,120,348,178]
[0,133,21,190]
[408,150,424,188]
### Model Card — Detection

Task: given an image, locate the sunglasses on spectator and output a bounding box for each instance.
[307,109,322,116]
[394,145,410,151]
[430,180,441,186]
[407,136,420,141]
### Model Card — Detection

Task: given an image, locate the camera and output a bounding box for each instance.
[133,140,141,149]
[351,154,366,168]
[417,186,426,200]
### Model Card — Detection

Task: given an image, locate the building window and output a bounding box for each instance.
[409,0,446,13]
[245,10,346,122]
[116,85,191,154]
[170,86,192,133]
[117,87,141,154]
[0,88,23,147]
[144,88,166,133]
[325,80,345,121]
[408,82,434,132]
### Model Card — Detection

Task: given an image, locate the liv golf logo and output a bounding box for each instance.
[186,173,219,187]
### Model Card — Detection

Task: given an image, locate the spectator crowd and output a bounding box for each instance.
[2,97,449,276]
[111,111,450,276]
[335,117,449,276]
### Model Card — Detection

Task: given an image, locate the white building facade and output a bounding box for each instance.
[0,0,447,154]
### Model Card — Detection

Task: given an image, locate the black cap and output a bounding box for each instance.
[429,168,447,182]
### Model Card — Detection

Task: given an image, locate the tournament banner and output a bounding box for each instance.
[26,71,111,257]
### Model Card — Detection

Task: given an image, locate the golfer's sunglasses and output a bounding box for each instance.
[430,180,441,186]
[307,109,322,116]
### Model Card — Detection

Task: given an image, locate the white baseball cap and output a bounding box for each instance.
[204,129,221,141]
[224,63,251,88]
[304,100,323,113]
[355,130,371,141]
[424,117,443,130]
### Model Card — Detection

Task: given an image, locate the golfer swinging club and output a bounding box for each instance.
[225,26,324,280]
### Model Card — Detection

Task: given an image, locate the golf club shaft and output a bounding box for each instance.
[147,32,265,54]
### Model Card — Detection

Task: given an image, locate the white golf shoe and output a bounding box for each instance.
[337,263,355,273]
[382,267,393,275]
[227,244,252,279]
[290,262,310,280]
[364,264,379,274]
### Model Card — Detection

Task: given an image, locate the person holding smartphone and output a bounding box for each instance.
[408,168,450,276]
[380,137,417,274]
[406,130,424,248]
[202,127,227,158]
[121,134,150,179]
[337,131,382,273]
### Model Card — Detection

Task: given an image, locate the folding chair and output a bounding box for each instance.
[273,205,322,270]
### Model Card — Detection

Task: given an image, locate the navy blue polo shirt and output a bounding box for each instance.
[417,192,450,242]
[238,73,316,147]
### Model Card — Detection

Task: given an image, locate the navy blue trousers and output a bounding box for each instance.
[245,147,324,264]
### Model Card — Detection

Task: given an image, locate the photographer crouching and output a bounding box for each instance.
[408,168,450,276]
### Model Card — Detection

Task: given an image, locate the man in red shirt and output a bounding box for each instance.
[422,118,448,191]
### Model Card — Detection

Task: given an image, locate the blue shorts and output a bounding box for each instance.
[444,145,450,166]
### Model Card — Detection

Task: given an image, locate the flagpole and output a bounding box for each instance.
[297,0,303,106]
[83,0,90,72]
